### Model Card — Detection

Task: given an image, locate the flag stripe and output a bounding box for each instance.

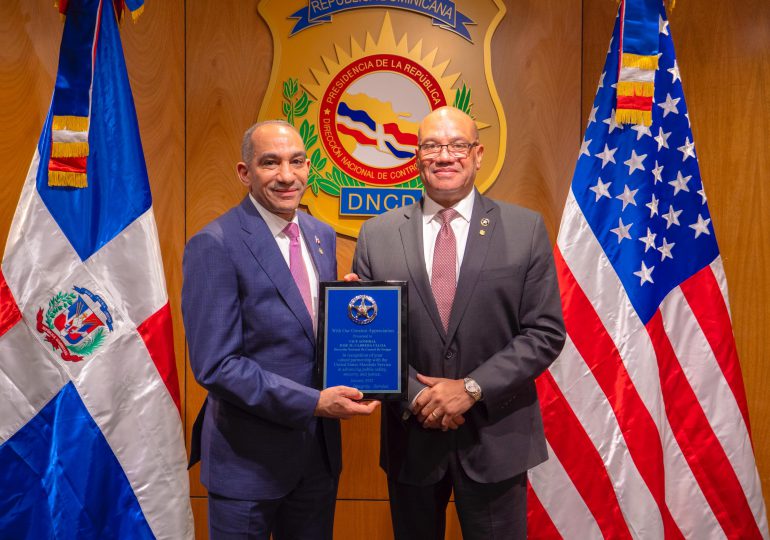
[337,123,377,146]
[536,371,633,539]
[0,382,155,539]
[554,247,684,539]
[137,302,181,413]
[547,337,665,537]
[527,483,563,540]
[648,310,764,539]
[0,270,21,338]
[679,266,751,432]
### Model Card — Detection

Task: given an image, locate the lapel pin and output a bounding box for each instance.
[480,218,490,227]
[318,248,324,255]
[314,235,321,245]
[479,229,486,236]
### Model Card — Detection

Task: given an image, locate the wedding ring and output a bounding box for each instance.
[431,411,439,419]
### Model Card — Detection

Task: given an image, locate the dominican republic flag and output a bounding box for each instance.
[0,1,193,538]
[528,1,768,538]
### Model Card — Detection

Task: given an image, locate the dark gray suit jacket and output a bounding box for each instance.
[353,191,565,485]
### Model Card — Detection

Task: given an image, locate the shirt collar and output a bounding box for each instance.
[249,193,299,238]
[422,188,475,225]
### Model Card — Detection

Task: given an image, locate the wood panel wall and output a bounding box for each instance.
[0,1,768,538]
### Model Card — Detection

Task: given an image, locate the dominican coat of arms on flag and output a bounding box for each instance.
[0,1,193,538]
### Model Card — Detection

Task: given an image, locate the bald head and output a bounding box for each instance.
[416,106,484,208]
[418,106,479,144]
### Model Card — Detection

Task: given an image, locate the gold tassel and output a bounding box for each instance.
[131,4,145,22]
[616,109,652,126]
[51,142,89,158]
[52,115,89,132]
[621,53,659,71]
[48,171,88,188]
[617,81,654,97]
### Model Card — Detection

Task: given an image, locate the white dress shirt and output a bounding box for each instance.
[250,194,319,324]
[422,189,475,283]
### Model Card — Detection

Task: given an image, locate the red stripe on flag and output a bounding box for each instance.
[382,123,418,146]
[336,123,377,145]
[0,269,22,338]
[137,303,181,414]
[647,311,762,539]
[679,266,751,435]
[49,156,88,173]
[554,248,684,539]
[537,371,633,540]
[617,95,653,111]
[527,483,563,539]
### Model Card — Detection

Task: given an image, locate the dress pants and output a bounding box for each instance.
[388,452,527,540]
[208,425,338,540]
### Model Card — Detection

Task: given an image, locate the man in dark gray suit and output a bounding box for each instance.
[352,107,565,539]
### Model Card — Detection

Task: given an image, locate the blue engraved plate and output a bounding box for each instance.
[319,282,406,399]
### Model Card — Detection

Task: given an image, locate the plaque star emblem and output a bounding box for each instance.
[658,237,675,261]
[610,217,633,243]
[658,93,681,117]
[654,127,671,150]
[669,170,692,195]
[639,227,657,252]
[634,261,655,286]
[678,137,696,161]
[624,150,647,175]
[689,214,712,238]
[616,184,639,210]
[589,177,612,201]
[662,205,683,229]
[596,144,618,168]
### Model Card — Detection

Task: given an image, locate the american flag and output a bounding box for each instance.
[527,3,769,539]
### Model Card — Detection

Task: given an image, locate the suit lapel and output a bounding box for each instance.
[237,198,315,345]
[399,201,446,339]
[445,193,496,343]
[299,213,332,281]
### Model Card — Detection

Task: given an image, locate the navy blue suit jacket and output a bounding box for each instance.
[182,197,340,500]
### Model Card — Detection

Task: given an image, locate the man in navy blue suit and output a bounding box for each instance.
[182,120,379,539]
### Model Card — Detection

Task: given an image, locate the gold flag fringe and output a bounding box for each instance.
[617,81,654,97]
[48,171,88,188]
[616,109,652,126]
[51,142,89,158]
[52,115,89,132]
[621,53,659,71]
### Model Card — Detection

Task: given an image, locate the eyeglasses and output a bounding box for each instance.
[417,142,479,159]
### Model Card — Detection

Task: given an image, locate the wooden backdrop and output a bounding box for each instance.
[1,1,768,538]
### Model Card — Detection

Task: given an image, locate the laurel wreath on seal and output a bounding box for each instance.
[44,291,106,356]
[281,78,474,198]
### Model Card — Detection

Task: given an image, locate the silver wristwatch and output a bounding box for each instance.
[464,377,483,402]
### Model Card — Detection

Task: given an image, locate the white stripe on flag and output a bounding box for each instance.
[547,337,664,538]
[0,322,68,444]
[529,441,604,540]
[86,209,168,325]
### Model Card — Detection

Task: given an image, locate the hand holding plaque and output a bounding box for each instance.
[317,280,407,401]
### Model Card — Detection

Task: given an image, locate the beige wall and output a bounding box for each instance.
[1,1,768,538]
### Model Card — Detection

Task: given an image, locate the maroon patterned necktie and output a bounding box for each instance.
[283,222,313,320]
[431,208,460,331]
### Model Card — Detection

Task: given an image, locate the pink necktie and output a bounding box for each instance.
[283,222,313,319]
[431,208,460,332]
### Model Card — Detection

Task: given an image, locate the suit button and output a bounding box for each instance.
[445,351,455,359]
